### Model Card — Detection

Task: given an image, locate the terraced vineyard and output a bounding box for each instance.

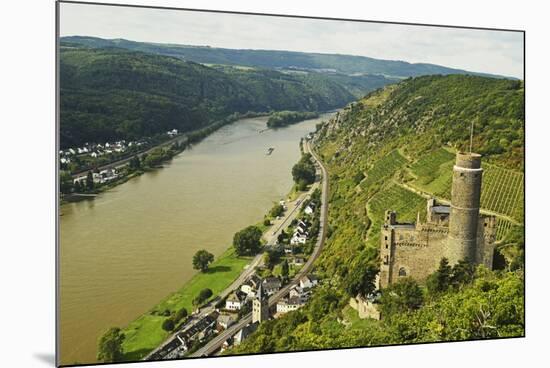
[480,165,524,221]
[409,150,524,222]
[360,150,408,190]
[366,184,425,248]
[410,148,455,185]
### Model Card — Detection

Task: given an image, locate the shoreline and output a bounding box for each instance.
[117,120,324,362]
[60,113,332,365]
[60,111,271,204]
[118,175,309,361]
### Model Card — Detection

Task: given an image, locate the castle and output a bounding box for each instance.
[379,152,496,288]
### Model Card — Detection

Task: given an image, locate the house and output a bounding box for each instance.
[291,257,305,266]
[233,322,259,345]
[299,274,319,289]
[217,314,236,330]
[240,274,262,297]
[90,152,98,158]
[167,129,179,137]
[225,291,246,311]
[290,234,307,245]
[304,204,315,215]
[262,276,282,296]
[276,296,306,314]
[68,148,76,155]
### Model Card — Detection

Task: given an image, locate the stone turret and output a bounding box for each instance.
[446,152,483,265]
[252,283,269,323]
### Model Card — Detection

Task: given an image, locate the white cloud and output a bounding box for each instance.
[60,2,524,78]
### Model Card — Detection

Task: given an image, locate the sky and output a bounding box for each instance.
[59,2,524,79]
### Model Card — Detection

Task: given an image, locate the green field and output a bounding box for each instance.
[360,150,408,190]
[121,248,252,360]
[366,184,426,248]
[410,150,524,222]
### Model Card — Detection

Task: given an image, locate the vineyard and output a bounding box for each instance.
[480,165,524,222]
[366,184,425,248]
[409,151,524,223]
[410,148,455,185]
[360,150,408,190]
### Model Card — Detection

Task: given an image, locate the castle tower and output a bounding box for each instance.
[252,283,269,323]
[447,152,483,265]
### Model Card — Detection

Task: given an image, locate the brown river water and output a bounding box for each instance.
[59,113,333,364]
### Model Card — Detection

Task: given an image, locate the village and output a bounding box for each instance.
[59,129,180,174]
[146,151,325,360]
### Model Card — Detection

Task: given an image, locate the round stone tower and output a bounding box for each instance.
[447,152,483,265]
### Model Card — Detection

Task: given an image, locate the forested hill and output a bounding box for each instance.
[61,36,510,79]
[60,44,382,148]
[229,75,524,355]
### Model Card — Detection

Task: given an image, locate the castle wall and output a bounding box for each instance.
[380,225,447,288]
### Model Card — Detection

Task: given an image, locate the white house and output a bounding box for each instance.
[217,314,236,329]
[225,291,246,311]
[262,277,282,296]
[276,296,305,314]
[304,205,314,215]
[290,234,307,245]
[299,275,319,289]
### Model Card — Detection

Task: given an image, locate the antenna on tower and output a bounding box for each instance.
[469,121,474,153]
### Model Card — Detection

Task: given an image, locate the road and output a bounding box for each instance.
[188,137,329,357]
[144,140,325,360]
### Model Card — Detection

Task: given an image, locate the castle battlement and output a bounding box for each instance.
[379,152,496,288]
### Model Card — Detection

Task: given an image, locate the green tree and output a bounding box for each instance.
[162,318,175,332]
[86,171,94,190]
[175,307,188,322]
[233,226,262,255]
[281,259,289,278]
[292,154,316,186]
[344,263,378,298]
[426,258,452,295]
[97,327,125,363]
[60,171,74,194]
[192,250,214,272]
[270,204,285,217]
[380,277,423,317]
[193,288,213,306]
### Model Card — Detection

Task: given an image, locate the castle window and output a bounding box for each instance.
[460,173,465,177]
[384,236,388,240]
[398,267,407,277]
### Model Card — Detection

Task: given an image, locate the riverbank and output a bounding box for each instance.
[118,127,321,361]
[120,247,252,360]
[60,111,270,204]
[59,113,334,365]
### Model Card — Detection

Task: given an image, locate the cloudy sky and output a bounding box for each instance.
[60,2,524,78]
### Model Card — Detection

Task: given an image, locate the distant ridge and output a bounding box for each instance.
[61,36,512,80]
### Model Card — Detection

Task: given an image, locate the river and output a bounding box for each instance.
[59,113,333,365]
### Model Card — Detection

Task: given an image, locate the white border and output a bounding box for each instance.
[1,1,547,368]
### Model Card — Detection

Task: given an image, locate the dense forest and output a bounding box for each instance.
[60,44,395,148]
[61,36,509,79]
[229,75,524,354]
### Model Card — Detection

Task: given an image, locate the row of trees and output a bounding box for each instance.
[292,153,316,191]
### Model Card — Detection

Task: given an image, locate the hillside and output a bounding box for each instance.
[61,36,509,79]
[60,44,387,148]
[228,75,524,354]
